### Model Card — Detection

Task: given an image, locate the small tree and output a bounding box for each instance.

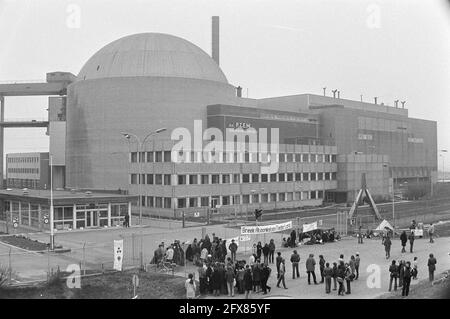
[0,264,12,288]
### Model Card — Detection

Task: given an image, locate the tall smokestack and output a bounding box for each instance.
[212,16,220,65]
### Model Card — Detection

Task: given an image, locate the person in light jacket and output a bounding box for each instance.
[276,258,288,289]
[185,273,196,299]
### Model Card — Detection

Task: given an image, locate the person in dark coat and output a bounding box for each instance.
[400,231,408,253]
[290,250,300,279]
[262,243,270,265]
[228,239,238,263]
[324,262,333,293]
[211,264,222,296]
[244,265,253,299]
[428,253,437,282]
[206,263,213,294]
[256,242,262,261]
[388,260,399,291]
[332,262,338,291]
[344,263,352,294]
[261,263,272,294]
[252,260,262,293]
[268,239,276,263]
[384,236,392,259]
[198,263,207,295]
[337,261,346,295]
[402,261,412,296]
[319,255,326,283]
[306,254,318,285]
[218,263,227,294]
[408,231,415,253]
[398,260,405,287]
[290,229,297,248]
[276,251,283,278]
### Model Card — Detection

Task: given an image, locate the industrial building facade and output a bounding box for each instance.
[0,16,437,222]
[5,152,50,189]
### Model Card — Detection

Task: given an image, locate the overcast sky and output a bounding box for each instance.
[0,0,449,169]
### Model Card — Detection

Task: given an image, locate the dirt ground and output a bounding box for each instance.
[0,270,187,299]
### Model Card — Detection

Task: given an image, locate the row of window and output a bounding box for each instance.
[7,157,40,164]
[130,171,337,185]
[130,151,337,164]
[7,168,39,174]
[142,191,325,208]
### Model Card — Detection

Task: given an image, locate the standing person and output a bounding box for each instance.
[332,262,338,291]
[398,260,405,288]
[402,261,412,297]
[290,229,297,248]
[324,262,333,293]
[344,263,352,295]
[276,258,288,289]
[337,261,346,295]
[388,260,399,292]
[408,231,415,253]
[123,213,130,227]
[268,239,276,263]
[358,225,363,244]
[400,231,407,253]
[290,250,301,279]
[428,253,437,282]
[262,243,270,265]
[185,273,196,299]
[244,265,253,299]
[198,263,207,295]
[225,265,235,297]
[211,264,221,296]
[261,264,272,294]
[237,264,246,294]
[228,239,238,263]
[249,254,256,267]
[306,254,318,285]
[276,252,283,279]
[428,223,435,243]
[252,260,261,293]
[384,235,392,259]
[412,257,418,279]
[349,255,356,278]
[256,242,263,261]
[319,255,326,283]
[355,253,360,280]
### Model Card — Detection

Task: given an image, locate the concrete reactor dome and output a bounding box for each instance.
[77,33,228,83]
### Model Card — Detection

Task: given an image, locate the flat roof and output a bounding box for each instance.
[0,188,138,206]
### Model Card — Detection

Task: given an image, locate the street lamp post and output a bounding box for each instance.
[121,128,167,226]
[49,155,54,250]
[439,150,448,183]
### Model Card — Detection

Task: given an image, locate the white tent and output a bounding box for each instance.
[375,219,394,231]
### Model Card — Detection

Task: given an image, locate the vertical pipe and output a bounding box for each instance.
[212,16,220,65]
[0,96,4,189]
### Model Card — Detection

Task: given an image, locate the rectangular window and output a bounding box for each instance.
[279,153,286,162]
[303,173,309,181]
[155,151,163,162]
[295,173,301,181]
[295,154,301,162]
[270,193,277,202]
[164,198,172,208]
[310,154,317,163]
[155,197,163,208]
[164,151,171,162]
[242,195,250,204]
[286,153,293,162]
[200,197,209,207]
[278,173,285,182]
[331,155,337,163]
[287,173,293,182]
[310,191,316,199]
[147,152,154,162]
[189,197,198,208]
[146,174,153,184]
[222,174,230,184]
[177,198,186,208]
[242,174,250,183]
[302,191,309,200]
[233,195,241,205]
[139,152,145,163]
[201,174,209,184]
[211,174,220,184]
[130,174,138,184]
[178,175,186,185]
[279,193,285,201]
[302,154,309,162]
[189,174,198,185]
[261,193,268,202]
[222,196,230,206]
[332,172,337,180]
[251,174,259,183]
[261,174,268,182]
[287,192,293,201]
[155,174,163,185]
[233,174,240,183]
[318,190,324,199]
[317,154,323,162]
[164,174,171,185]
[325,154,331,163]
[270,173,277,182]
[131,152,138,163]
[325,172,330,180]
[310,173,317,181]
[147,197,154,208]
[318,172,323,181]
[252,194,259,204]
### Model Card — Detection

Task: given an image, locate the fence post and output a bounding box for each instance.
[140,230,144,270]
[8,248,12,283]
[82,242,86,276]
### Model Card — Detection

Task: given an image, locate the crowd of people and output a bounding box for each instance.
[282,228,341,247]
